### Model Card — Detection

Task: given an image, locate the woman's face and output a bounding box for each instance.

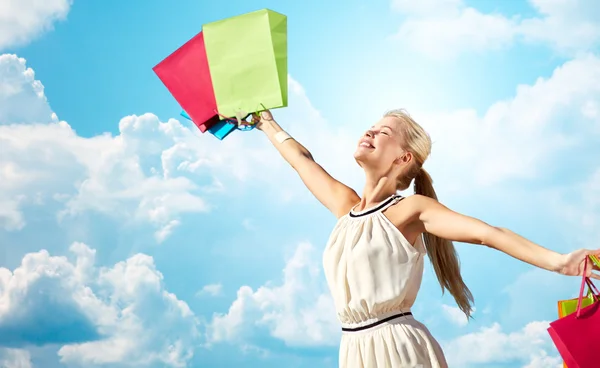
[354,116,410,172]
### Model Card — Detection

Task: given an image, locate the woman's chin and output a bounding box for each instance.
[353,150,373,165]
[353,150,364,160]
[354,145,375,157]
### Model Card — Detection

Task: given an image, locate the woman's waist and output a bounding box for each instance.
[338,308,415,331]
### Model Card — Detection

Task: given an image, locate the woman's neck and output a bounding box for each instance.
[357,175,397,211]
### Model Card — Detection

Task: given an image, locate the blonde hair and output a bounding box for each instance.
[385,109,474,319]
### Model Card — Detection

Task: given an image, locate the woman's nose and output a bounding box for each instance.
[365,130,374,138]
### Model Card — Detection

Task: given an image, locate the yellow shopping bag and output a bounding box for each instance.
[558,288,597,318]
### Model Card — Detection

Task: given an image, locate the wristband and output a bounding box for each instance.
[274,131,292,144]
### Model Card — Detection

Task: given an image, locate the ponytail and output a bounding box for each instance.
[414,168,474,319]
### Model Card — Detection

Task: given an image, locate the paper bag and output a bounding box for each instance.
[203,9,287,119]
[153,32,218,132]
[548,259,600,368]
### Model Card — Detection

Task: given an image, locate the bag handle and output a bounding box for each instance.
[213,110,251,127]
[586,277,600,297]
[576,256,599,318]
[214,103,268,131]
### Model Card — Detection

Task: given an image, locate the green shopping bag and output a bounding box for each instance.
[203,9,287,119]
[558,289,596,317]
[558,257,600,317]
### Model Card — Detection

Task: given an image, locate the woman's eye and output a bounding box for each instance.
[381,131,389,135]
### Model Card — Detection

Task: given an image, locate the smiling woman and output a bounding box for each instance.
[251,108,600,368]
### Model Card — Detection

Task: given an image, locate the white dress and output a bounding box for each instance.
[323,194,448,368]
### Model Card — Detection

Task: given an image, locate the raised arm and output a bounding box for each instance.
[254,111,359,218]
[406,195,600,278]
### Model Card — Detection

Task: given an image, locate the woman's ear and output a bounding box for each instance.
[395,151,413,165]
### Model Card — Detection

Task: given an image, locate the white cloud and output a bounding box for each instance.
[197,283,223,297]
[520,0,600,54]
[390,0,600,59]
[0,54,57,125]
[154,219,181,243]
[0,55,213,240]
[410,55,600,191]
[444,321,561,367]
[0,348,32,368]
[0,0,72,51]
[0,54,360,240]
[523,351,563,368]
[392,1,517,59]
[441,304,472,327]
[0,242,199,367]
[0,116,212,241]
[208,242,339,348]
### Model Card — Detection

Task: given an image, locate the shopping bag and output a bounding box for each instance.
[556,278,599,368]
[558,284,597,318]
[203,8,287,119]
[181,110,236,140]
[590,255,600,268]
[548,258,600,368]
[153,31,219,133]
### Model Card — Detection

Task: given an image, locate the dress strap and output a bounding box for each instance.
[379,194,404,212]
[349,194,404,218]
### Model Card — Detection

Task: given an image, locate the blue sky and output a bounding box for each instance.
[0,0,599,367]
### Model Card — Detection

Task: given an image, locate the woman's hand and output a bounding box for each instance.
[558,249,600,279]
[252,110,275,131]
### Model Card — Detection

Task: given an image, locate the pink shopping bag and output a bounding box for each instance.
[548,258,600,368]
[556,278,598,368]
[153,31,219,133]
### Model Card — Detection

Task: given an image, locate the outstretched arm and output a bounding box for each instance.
[408,195,600,279]
[255,111,359,218]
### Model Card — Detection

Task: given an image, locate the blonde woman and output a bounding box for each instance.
[252,109,600,368]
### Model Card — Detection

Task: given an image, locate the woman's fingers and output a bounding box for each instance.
[589,273,600,280]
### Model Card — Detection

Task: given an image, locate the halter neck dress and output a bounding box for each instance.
[323,194,448,368]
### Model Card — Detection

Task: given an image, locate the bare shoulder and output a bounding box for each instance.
[335,189,361,218]
[385,194,443,223]
[396,194,439,211]
[383,194,421,223]
[381,195,432,243]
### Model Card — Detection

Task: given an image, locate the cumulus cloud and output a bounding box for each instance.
[411,55,600,192]
[0,54,57,125]
[0,248,101,347]
[0,242,199,367]
[0,54,360,240]
[0,55,213,239]
[443,321,561,367]
[208,242,339,348]
[390,0,600,59]
[0,0,72,51]
[0,115,212,240]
